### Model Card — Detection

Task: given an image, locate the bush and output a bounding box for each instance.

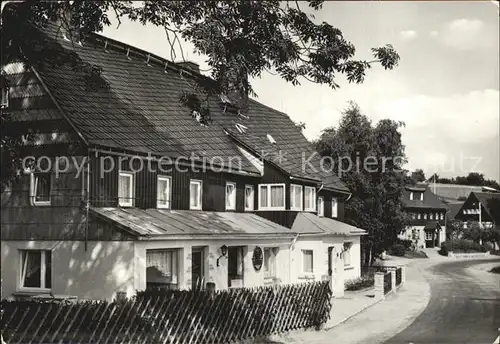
[388,244,406,257]
[345,276,375,291]
[489,266,500,274]
[441,239,490,253]
[397,239,413,250]
[439,243,448,256]
[405,250,428,259]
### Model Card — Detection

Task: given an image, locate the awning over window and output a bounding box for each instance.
[291,212,367,236]
[90,207,295,239]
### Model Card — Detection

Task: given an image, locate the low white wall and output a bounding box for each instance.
[1,241,136,301]
[291,236,361,284]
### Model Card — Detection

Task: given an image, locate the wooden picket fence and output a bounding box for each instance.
[0,281,332,344]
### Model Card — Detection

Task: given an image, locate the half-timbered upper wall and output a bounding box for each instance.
[2,62,84,157]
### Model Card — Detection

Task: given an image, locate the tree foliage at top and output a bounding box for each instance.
[410,169,426,183]
[315,102,409,265]
[1,1,400,188]
[2,0,400,103]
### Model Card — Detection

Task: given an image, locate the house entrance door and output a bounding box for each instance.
[192,247,205,290]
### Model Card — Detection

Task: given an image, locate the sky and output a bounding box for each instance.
[101,1,500,182]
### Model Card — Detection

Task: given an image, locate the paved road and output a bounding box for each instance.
[386,258,500,344]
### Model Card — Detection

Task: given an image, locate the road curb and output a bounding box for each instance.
[323,296,384,330]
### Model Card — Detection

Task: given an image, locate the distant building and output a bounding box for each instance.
[399,184,447,249]
[455,192,500,226]
[420,182,499,225]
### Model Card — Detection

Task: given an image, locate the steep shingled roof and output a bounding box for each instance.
[468,192,500,223]
[25,21,348,192]
[402,185,447,210]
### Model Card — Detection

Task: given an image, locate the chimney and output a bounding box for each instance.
[176,61,200,74]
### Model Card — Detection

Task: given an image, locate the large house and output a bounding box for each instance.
[399,184,447,248]
[425,183,499,224]
[1,16,365,300]
[455,192,500,227]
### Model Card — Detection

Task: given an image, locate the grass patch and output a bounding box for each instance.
[489,266,500,274]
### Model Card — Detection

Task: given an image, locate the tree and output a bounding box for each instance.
[316,102,408,265]
[1,1,400,188]
[294,121,306,133]
[410,169,426,183]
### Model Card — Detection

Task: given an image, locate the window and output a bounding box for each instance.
[304,186,316,211]
[118,171,134,207]
[317,197,324,217]
[1,87,8,108]
[409,192,414,201]
[146,249,178,290]
[190,179,202,210]
[425,232,433,240]
[157,176,171,209]
[430,213,434,220]
[343,242,352,267]
[228,246,244,287]
[302,250,313,273]
[30,172,51,206]
[244,185,254,211]
[19,250,51,290]
[264,247,278,278]
[440,213,444,220]
[412,213,417,220]
[258,184,285,210]
[290,184,303,210]
[423,213,428,220]
[435,212,439,220]
[420,193,424,201]
[417,213,421,220]
[332,197,338,218]
[225,182,236,210]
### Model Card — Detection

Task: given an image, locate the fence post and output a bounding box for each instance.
[399,265,406,284]
[390,270,396,293]
[374,272,385,300]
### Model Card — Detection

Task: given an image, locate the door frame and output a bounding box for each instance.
[191,246,206,290]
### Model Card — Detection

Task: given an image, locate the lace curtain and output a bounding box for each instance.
[270,185,284,207]
[146,250,176,279]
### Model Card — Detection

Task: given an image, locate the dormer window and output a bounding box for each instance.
[290,184,303,211]
[304,186,316,212]
[157,175,171,209]
[317,197,324,217]
[225,182,236,210]
[190,179,203,210]
[245,185,254,211]
[332,197,338,218]
[258,184,285,210]
[30,172,51,206]
[118,171,134,207]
